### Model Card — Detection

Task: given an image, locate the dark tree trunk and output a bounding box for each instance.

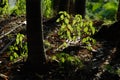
[69,0,75,14]
[75,0,86,18]
[117,0,120,21]
[26,0,46,73]
[53,0,86,15]
[59,0,69,12]
[0,0,6,8]
[53,0,60,14]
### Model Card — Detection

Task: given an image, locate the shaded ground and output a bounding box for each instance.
[0,16,120,80]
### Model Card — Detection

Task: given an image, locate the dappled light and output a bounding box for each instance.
[0,0,120,80]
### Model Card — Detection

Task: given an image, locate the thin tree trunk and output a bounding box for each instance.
[75,0,86,18]
[53,0,60,14]
[59,0,69,13]
[69,0,75,14]
[117,0,120,21]
[26,0,46,73]
[0,0,6,8]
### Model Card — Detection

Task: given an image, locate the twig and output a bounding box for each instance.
[0,21,26,39]
[0,73,8,80]
[0,38,15,54]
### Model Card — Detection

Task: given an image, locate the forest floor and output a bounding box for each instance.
[0,16,120,80]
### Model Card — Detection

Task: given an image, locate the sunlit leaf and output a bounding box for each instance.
[44,40,51,47]
[72,19,76,25]
[67,31,72,40]
[92,3,101,12]
[103,2,117,10]
[84,27,88,33]
[56,18,60,22]
[61,24,66,30]
[14,52,19,58]
[67,24,73,32]
[61,57,65,63]
[60,15,64,20]
[51,55,57,60]
[116,69,120,75]
[16,37,19,45]
[10,56,13,61]
[67,56,73,61]
[82,38,86,43]
[14,46,18,50]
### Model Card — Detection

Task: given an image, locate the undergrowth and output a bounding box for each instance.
[56,11,96,50]
[8,33,27,62]
[0,0,26,17]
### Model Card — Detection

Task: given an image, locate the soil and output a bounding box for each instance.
[0,16,120,80]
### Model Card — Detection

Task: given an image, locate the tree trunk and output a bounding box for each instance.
[69,0,75,14]
[59,0,69,13]
[0,0,6,8]
[26,0,46,73]
[75,0,86,18]
[117,0,120,21]
[53,0,60,14]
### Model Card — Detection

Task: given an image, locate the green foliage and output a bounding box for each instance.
[42,0,53,18]
[57,11,96,50]
[8,33,28,62]
[0,0,10,16]
[56,11,72,40]
[103,64,120,76]
[86,0,118,21]
[116,68,120,76]
[10,0,26,16]
[104,64,116,74]
[51,53,84,68]
[0,0,26,16]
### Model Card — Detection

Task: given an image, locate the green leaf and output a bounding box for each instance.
[67,31,72,40]
[58,42,68,50]
[59,11,63,14]
[13,52,19,58]
[82,38,87,43]
[10,56,13,61]
[67,56,73,61]
[56,18,60,22]
[92,3,101,11]
[86,46,92,51]
[84,27,88,33]
[61,24,66,30]
[80,22,83,27]
[89,22,95,34]
[61,57,65,63]
[64,18,69,24]
[91,27,95,34]
[116,69,120,75]
[67,24,73,32]
[103,2,117,10]
[60,15,64,20]
[16,37,19,45]
[72,19,76,25]
[51,55,57,60]
[44,40,51,47]
[14,46,18,50]
[20,34,24,42]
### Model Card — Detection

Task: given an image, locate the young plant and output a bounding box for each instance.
[56,11,96,50]
[8,33,28,62]
[57,11,72,40]
[0,0,10,16]
[42,0,53,18]
[51,53,84,69]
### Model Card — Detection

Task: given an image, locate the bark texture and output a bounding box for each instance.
[26,0,46,73]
